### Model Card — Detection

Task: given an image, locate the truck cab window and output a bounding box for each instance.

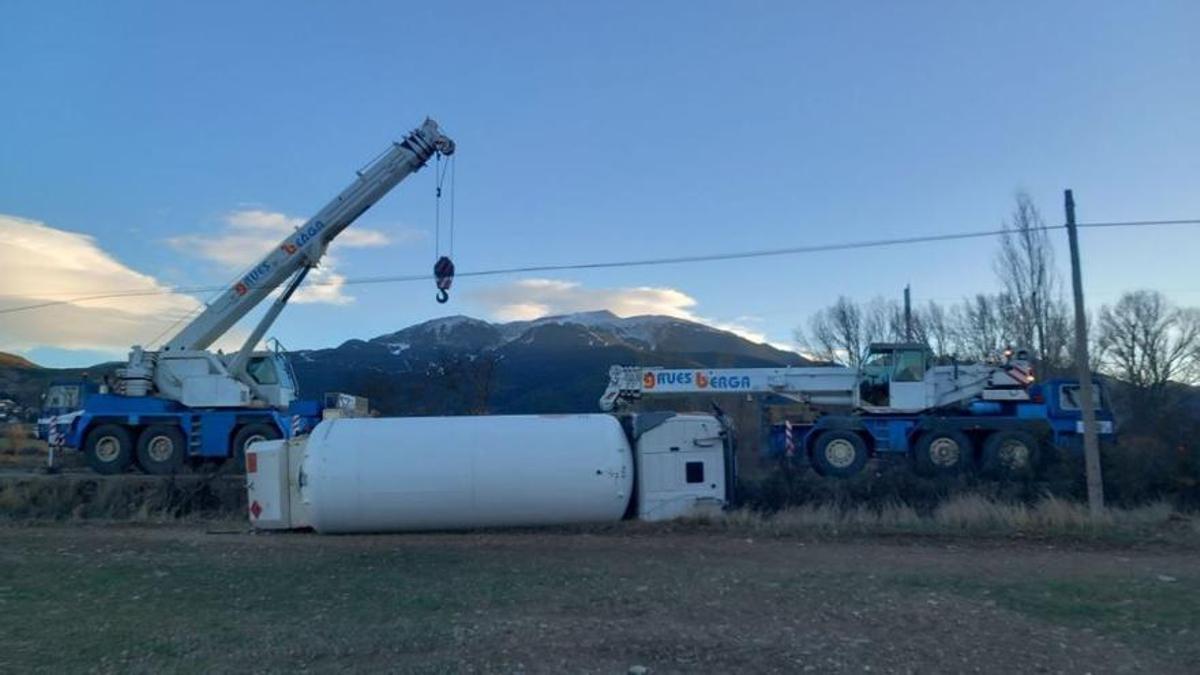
[685,461,704,484]
[859,351,893,406]
[892,350,926,383]
[44,385,80,410]
[247,357,279,385]
[1059,384,1103,411]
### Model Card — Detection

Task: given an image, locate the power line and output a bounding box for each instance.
[1,217,1198,317]
[1074,218,1200,228]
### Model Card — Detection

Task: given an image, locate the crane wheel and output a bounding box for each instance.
[810,430,868,478]
[230,423,282,472]
[981,430,1040,479]
[913,429,974,477]
[136,424,186,475]
[84,424,134,475]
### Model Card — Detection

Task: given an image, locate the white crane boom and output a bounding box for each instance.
[599,344,1035,414]
[599,365,858,411]
[118,119,454,410]
[164,118,455,353]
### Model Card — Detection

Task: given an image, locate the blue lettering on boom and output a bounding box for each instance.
[235,220,328,296]
[711,375,752,390]
[655,372,692,386]
[294,219,328,248]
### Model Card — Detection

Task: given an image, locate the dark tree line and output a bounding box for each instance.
[797,194,1073,369]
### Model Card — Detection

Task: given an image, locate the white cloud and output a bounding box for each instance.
[473,279,698,321]
[292,261,352,305]
[468,277,797,351]
[226,208,301,231]
[0,214,203,355]
[166,208,412,304]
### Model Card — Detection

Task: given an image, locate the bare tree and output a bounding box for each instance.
[864,297,916,345]
[993,193,1071,367]
[953,294,1006,361]
[800,295,931,366]
[920,300,953,359]
[1097,290,1200,395]
[798,296,867,366]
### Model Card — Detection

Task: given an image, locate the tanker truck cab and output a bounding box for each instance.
[627,412,733,521]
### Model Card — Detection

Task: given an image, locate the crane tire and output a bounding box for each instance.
[230,423,282,471]
[84,424,134,475]
[136,424,186,475]
[810,430,869,478]
[981,430,1041,479]
[913,429,974,477]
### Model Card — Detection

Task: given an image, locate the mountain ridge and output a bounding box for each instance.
[1,312,806,415]
[294,311,806,414]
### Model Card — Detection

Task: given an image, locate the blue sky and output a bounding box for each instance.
[2,1,1198,367]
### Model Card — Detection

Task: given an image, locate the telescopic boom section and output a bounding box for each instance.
[163,119,455,353]
[599,365,858,411]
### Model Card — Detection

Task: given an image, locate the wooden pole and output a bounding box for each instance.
[1064,189,1105,516]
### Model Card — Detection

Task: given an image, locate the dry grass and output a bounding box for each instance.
[0,423,35,454]
[0,470,1193,543]
[0,425,48,469]
[0,474,246,521]
[934,493,1175,532]
[667,494,1192,542]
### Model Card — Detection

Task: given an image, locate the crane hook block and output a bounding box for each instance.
[434,256,455,304]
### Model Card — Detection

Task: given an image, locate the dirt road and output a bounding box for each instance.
[1,523,1196,673]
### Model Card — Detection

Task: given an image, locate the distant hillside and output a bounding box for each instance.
[292,311,809,415]
[0,352,37,370]
[0,352,119,415]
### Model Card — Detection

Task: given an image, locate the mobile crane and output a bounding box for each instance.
[43,119,455,474]
[600,343,1115,478]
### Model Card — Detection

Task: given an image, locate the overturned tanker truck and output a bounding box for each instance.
[246,412,735,534]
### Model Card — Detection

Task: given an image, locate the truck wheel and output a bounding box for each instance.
[136,424,186,475]
[913,429,974,477]
[810,430,868,478]
[231,423,281,470]
[84,424,134,475]
[981,430,1040,478]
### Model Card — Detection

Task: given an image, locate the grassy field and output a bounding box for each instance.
[1,522,1197,674]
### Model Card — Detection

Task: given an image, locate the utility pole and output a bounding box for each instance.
[1064,189,1104,516]
[904,285,913,342]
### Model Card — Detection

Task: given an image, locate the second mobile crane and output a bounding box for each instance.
[601,343,1115,478]
[44,119,455,474]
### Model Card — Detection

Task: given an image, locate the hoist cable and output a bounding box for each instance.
[449,155,456,258]
[433,154,442,258]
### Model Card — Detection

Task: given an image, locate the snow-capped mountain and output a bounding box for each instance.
[291,311,806,415]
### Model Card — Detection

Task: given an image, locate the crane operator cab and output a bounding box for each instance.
[239,349,299,408]
[858,343,933,411]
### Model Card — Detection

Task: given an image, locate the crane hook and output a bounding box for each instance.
[434,256,455,304]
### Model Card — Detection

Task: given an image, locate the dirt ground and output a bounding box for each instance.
[0,524,1197,674]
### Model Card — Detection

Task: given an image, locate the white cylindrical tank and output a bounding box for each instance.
[300,414,634,533]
